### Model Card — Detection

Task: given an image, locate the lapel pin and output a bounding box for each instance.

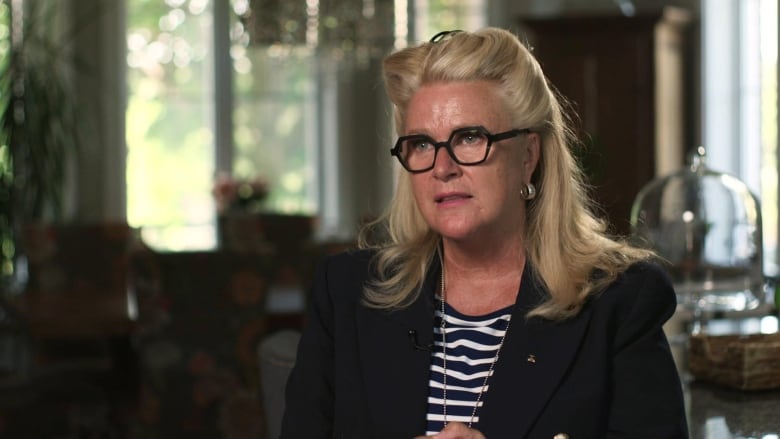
[527,354,536,364]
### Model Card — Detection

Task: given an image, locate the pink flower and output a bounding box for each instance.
[212,173,269,214]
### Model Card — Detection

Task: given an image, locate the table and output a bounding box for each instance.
[687,380,780,438]
[673,313,780,438]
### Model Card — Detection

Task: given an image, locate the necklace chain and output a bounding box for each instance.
[439,265,511,429]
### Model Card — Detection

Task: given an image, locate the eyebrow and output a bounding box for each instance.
[403,125,486,137]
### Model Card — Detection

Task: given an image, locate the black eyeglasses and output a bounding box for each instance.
[390,126,531,173]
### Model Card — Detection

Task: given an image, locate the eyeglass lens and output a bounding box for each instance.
[399,128,490,171]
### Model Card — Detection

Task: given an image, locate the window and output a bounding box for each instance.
[702,0,778,277]
[125,0,488,251]
[126,0,216,250]
[411,0,486,41]
[228,1,319,214]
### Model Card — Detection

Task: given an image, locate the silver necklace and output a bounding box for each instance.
[440,266,511,429]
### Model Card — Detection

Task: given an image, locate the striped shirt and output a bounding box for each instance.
[425,298,513,435]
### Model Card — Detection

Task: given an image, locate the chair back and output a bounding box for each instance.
[129,249,273,438]
[20,221,139,338]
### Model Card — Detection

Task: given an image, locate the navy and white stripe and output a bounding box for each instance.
[425,298,513,435]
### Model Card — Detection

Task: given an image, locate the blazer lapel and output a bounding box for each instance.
[479,268,594,439]
[355,265,440,437]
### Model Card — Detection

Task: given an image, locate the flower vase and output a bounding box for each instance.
[217,213,273,253]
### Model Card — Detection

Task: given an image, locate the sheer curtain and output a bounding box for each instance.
[702,0,778,277]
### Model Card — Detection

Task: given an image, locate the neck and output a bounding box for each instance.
[443,228,525,263]
[439,242,525,316]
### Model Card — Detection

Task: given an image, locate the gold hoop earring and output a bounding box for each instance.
[520,183,537,200]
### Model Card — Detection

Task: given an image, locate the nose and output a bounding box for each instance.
[431,145,461,180]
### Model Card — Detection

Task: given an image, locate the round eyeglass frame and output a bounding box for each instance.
[389,126,531,173]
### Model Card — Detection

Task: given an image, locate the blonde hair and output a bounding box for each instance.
[359,27,652,320]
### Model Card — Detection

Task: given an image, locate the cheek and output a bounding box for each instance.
[494,178,522,204]
[490,162,525,199]
[409,176,431,209]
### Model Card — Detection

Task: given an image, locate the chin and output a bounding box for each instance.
[436,225,478,241]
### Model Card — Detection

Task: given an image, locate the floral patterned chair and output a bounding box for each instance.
[128,249,274,438]
[218,214,319,333]
[18,221,141,338]
[0,222,141,437]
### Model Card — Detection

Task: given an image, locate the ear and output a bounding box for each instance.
[523,132,541,179]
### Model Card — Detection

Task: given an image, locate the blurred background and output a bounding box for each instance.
[0,0,778,437]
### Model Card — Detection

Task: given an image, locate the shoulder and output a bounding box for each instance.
[316,247,375,276]
[595,260,675,307]
[589,261,677,343]
[309,248,376,301]
[610,260,674,294]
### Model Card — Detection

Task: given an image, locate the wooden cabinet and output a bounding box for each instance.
[521,8,691,236]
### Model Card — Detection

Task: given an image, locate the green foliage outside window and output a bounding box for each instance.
[126,0,215,250]
[126,0,317,250]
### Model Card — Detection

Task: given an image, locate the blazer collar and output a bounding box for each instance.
[479,268,593,438]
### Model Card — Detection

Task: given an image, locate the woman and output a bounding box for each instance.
[280,28,688,438]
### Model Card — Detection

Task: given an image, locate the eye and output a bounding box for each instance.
[453,129,487,146]
[407,136,433,152]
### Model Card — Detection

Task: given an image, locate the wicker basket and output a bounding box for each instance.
[689,332,780,390]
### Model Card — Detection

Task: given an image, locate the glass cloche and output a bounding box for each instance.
[630,146,763,312]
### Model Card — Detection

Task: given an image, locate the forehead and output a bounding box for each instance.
[405,81,510,133]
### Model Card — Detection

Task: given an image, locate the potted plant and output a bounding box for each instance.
[0,1,83,293]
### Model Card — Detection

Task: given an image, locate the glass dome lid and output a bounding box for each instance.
[630,146,763,312]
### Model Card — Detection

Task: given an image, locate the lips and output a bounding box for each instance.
[435,192,471,203]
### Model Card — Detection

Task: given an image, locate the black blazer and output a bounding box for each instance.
[280,250,688,438]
